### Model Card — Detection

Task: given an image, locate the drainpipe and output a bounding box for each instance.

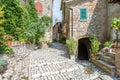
[62,6,73,37]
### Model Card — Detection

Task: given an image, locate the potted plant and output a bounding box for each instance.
[103,41,113,52]
[90,34,101,60]
[66,37,77,60]
[111,17,120,47]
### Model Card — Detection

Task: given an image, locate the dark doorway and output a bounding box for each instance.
[78,38,90,60]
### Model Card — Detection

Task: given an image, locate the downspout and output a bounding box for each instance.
[62,6,73,37]
[106,0,109,40]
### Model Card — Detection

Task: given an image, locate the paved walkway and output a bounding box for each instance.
[1,43,116,80]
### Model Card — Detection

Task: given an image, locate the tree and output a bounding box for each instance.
[0,6,5,46]
[25,16,52,46]
[0,0,25,41]
[0,6,4,24]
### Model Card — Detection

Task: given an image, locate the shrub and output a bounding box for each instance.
[0,46,13,54]
[44,40,50,46]
[111,17,120,40]
[104,41,113,47]
[0,6,4,24]
[0,1,25,41]
[59,35,66,44]
[25,16,52,46]
[66,37,77,55]
[90,34,101,55]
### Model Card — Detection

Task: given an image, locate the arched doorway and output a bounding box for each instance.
[78,38,90,60]
[53,22,62,42]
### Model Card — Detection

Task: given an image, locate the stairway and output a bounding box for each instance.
[92,52,116,76]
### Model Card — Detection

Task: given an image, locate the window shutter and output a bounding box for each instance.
[80,8,88,21]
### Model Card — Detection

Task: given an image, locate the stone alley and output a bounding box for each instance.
[0,43,117,80]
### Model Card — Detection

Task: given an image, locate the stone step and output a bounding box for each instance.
[104,52,115,58]
[99,55,115,65]
[92,59,115,76]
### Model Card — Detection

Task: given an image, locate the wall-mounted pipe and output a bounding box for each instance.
[62,6,73,37]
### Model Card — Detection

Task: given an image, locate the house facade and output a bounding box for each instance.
[61,0,120,60]
[35,0,53,42]
[35,0,53,17]
[61,0,120,41]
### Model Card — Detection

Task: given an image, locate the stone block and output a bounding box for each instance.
[0,57,8,73]
[117,69,120,76]
[115,48,120,76]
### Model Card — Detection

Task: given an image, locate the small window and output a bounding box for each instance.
[80,8,88,21]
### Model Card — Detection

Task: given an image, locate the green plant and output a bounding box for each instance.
[104,41,113,47]
[59,35,66,44]
[0,46,13,54]
[111,17,120,41]
[0,0,38,41]
[90,34,101,55]
[0,0,25,41]
[0,6,4,24]
[44,40,50,46]
[66,37,77,55]
[0,6,6,46]
[25,16,52,46]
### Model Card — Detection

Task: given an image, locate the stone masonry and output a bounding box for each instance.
[35,0,52,17]
[1,43,116,80]
[63,0,108,42]
[115,48,120,76]
[108,4,120,40]
[35,0,53,42]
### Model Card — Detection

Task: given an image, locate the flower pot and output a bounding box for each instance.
[70,55,75,60]
[7,41,12,46]
[91,54,99,60]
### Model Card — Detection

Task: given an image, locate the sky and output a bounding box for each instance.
[52,0,62,26]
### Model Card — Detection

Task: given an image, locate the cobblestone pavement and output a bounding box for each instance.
[1,43,117,80]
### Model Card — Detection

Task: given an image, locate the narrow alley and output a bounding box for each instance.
[1,43,115,80]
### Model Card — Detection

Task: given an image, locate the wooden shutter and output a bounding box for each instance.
[80,8,88,21]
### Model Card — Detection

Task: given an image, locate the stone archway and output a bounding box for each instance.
[78,38,90,60]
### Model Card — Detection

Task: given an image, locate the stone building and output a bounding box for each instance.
[34,0,53,42]
[60,0,120,60]
[35,0,53,17]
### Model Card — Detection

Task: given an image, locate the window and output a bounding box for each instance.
[80,8,88,21]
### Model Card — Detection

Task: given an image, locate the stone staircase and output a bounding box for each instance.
[92,52,116,76]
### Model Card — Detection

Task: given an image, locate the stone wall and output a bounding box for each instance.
[35,0,52,17]
[65,0,108,42]
[115,48,120,76]
[35,0,53,42]
[108,4,120,40]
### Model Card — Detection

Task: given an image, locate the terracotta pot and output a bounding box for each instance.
[7,41,12,46]
[91,54,99,60]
